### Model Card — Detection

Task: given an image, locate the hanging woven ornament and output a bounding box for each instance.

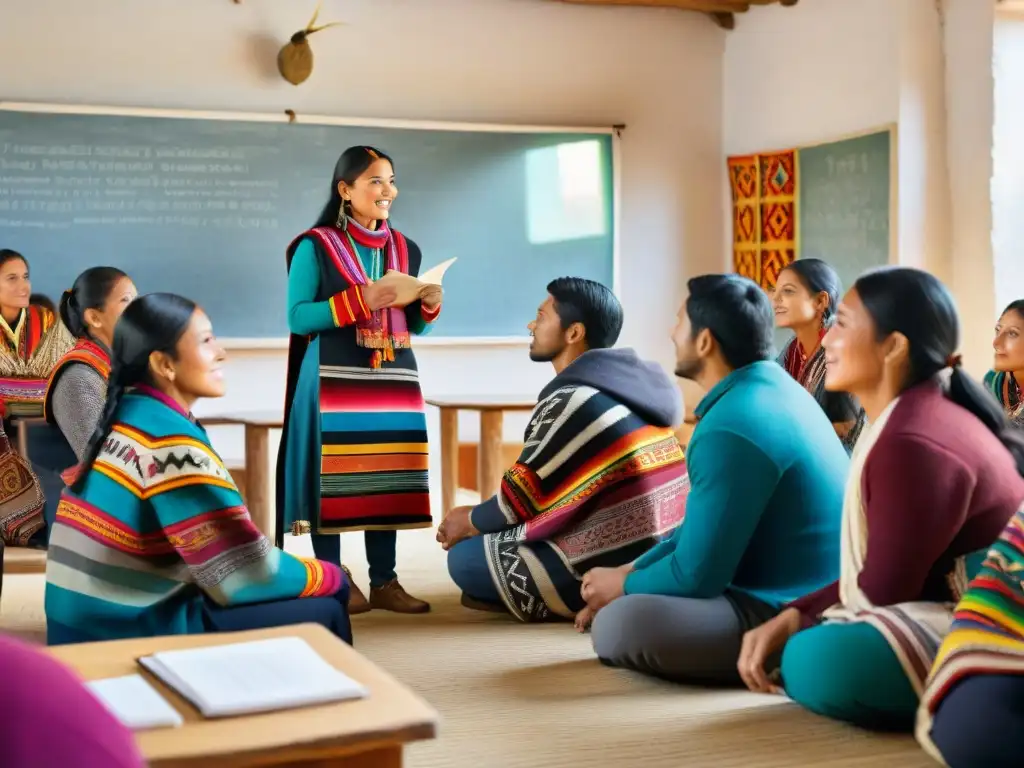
[277,1,343,86]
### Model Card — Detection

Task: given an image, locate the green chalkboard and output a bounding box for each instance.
[797,129,892,296]
[0,106,615,340]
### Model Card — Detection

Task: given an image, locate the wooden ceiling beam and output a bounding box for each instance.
[555,0,797,27]
[710,12,735,28]
[558,0,752,12]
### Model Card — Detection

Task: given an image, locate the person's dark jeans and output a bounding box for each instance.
[312,531,397,587]
[202,578,353,645]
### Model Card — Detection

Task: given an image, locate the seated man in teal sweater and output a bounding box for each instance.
[585,273,848,685]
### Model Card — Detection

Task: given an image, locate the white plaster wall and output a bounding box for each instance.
[725,0,998,376]
[896,0,951,278]
[942,0,997,375]
[993,13,1024,317]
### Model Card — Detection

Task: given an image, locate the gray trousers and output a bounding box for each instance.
[590,590,779,685]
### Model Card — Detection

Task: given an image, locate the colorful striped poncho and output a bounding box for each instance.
[469,348,689,622]
[916,501,1024,763]
[45,387,343,644]
[0,305,74,417]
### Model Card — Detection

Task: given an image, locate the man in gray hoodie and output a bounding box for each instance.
[437,277,689,622]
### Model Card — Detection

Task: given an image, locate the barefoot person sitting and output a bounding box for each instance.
[436,277,688,622]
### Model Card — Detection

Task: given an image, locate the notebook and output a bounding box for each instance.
[87,674,184,730]
[378,256,457,307]
[136,636,369,718]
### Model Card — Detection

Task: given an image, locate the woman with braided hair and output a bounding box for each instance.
[44,293,352,645]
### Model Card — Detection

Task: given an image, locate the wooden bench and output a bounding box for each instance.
[48,623,439,767]
[2,546,46,574]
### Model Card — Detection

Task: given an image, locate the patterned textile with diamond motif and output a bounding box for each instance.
[727,155,760,285]
[727,150,799,291]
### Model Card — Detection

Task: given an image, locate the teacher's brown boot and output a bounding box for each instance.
[369,580,431,614]
[342,566,371,615]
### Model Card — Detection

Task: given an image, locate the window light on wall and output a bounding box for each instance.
[524,139,607,245]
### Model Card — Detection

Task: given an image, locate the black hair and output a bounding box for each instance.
[0,248,27,272]
[30,293,56,315]
[686,274,774,369]
[71,293,197,493]
[855,266,1024,476]
[312,146,395,229]
[59,267,129,339]
[546,277,623,350]
[780,258,842,327]
[1000,299,1024,320]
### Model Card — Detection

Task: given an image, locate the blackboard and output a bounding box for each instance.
[797,128,893,296]
[0,105,616,340]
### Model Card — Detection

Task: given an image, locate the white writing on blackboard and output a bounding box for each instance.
[801,144,889,270]
[0,139,281,233]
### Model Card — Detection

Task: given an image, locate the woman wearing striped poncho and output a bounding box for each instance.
[916,503,1024,767]
[45,293,351,645]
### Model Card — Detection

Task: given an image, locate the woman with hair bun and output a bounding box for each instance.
[44,267,137,459]
[738,266,1024,732]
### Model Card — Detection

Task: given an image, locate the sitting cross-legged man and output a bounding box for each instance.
[437,277,689,622]
[586,274,848,684]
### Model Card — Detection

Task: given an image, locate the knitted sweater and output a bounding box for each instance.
[45,387,343,643]
[50,365,106,460]
[625,361,847,606]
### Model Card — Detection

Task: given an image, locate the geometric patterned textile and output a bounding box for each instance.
[727,149,799,291]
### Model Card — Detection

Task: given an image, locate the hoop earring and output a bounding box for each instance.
[336,200,348,229]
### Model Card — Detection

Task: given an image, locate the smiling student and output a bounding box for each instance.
[45,267,138,459]
[773,259,864,451]
[45,293,351,645]
[987,298,1023,426]
[738,268,1024,733]
[0,249,73,413]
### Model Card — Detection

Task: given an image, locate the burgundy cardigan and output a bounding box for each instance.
[790,381,1024,625]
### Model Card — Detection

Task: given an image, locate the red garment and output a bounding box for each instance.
[790,381,1024,624]
[781,328,827,382]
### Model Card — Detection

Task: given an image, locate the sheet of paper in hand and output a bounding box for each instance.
[376,257,457,308]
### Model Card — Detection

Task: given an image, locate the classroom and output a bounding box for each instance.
[0,0,1022,766]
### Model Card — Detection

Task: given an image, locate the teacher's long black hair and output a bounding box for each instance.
[310,145,394,230]
[70,293,197,493]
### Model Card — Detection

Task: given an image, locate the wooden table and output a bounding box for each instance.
[48,623,438,767]
[424,395,535,517]
[201,411,283,539]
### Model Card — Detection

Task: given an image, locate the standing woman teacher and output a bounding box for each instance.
[277,146,441,615]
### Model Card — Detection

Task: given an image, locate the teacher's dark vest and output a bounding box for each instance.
[299,226,418,373]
